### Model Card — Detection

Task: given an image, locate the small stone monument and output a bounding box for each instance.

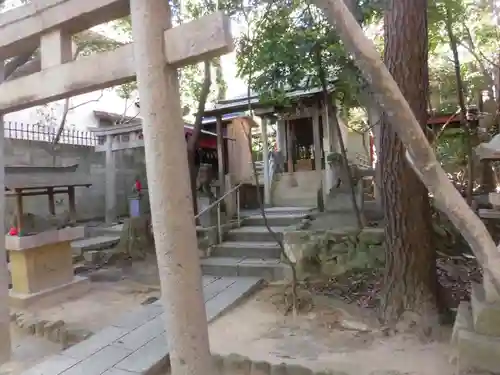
[476,136,500,220]
[5,165,91,307]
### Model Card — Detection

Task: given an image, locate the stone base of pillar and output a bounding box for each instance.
[0,320,10,364]
[9,276,90,309]
[451,282,500,374]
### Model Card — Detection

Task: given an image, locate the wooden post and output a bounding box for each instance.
[48,187,55,215]
[130,1,216,373]
[286,120,294,173]
[322,99,334,195]
[15,189,24,233]
[261,117,271,205]
[105,134,116,224]
[0,61,10,365]
[68,186,76,222]
[216,115,225,197]
[312,107,322,171]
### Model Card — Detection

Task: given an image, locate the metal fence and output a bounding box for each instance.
[3,122,97,146]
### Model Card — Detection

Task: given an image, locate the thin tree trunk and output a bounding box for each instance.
[379,0,439,326]
[311,0,500,297]
[444,4,474,205]
[130,1,213,375]
[187,60,212,216]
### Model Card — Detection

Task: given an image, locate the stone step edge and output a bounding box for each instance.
[216,241,281,248]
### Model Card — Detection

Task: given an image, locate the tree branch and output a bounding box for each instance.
[188,60,212,150]
[187,60,212,216]
[311,0,500,292]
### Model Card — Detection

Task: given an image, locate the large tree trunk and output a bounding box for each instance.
[380,0,439,326]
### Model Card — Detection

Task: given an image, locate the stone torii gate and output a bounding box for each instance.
[0,0,232,372]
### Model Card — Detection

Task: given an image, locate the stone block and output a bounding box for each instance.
[222,353,252,375]
[102,368,141,375]
[358,228,384,245]
[456,324,500,374]
[9,240,74,294]
[35,319,49,337]
[113,333,168,374]
[113,314,165,351]
[285,364,313,375]
[270,363,288,375]
[43,320,65,341]
[21,354,79,375]
[250,360,271,375]
[62,345,133,375]
[63,326,129,361]
[471,282,500,336]
[10,275,90,308]
[83,249,116,265]
[451,302,473,347]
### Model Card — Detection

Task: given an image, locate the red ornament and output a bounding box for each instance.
[135,180,142,193]
[9,227,18,236]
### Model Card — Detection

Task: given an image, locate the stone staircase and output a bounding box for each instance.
[71,223,123,261]
[200,207,313,281]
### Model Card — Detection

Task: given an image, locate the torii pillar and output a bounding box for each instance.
[0,61,10,364]
[130,1,232,374]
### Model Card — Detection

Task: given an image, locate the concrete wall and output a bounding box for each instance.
[272,170,323,207]
[4,90,140,132]
[4,138,145,229]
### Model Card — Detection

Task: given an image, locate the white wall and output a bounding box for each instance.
[4,89,140,130]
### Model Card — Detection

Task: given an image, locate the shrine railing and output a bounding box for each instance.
[195,183,242,244]
[3,122,98,146]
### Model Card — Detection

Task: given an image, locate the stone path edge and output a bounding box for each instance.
[20,276,264,375]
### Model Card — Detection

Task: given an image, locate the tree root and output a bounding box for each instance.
[271,282,314,315]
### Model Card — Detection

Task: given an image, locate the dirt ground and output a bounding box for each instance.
[1,261,455,375]
[209,286,454,375]
[0,262,162,375]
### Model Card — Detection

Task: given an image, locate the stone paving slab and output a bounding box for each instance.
[71,236,120,253]
[21,276,262,375]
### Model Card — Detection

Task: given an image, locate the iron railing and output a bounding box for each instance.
[195,183,242,244]
[3,122,97,146]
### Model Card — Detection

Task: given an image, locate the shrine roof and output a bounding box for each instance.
[203,85,335,117]
[90,114,232,138]
[4,165,91,191]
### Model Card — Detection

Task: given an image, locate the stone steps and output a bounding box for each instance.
[200,206,311,280]
[225,226,287,242]
[211,241,282,259]
[200,257,287,281]
[86,224,124,238]
[243,212,309,227]
[71,235,120,255]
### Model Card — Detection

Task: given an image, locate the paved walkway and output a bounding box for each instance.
[21,276,262,375]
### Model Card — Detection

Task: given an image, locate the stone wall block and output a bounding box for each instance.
[285,364,314,375]
[471,282,500,336]
[270,363,288,375]
[250,360,271,375]
[222,353,252,375]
